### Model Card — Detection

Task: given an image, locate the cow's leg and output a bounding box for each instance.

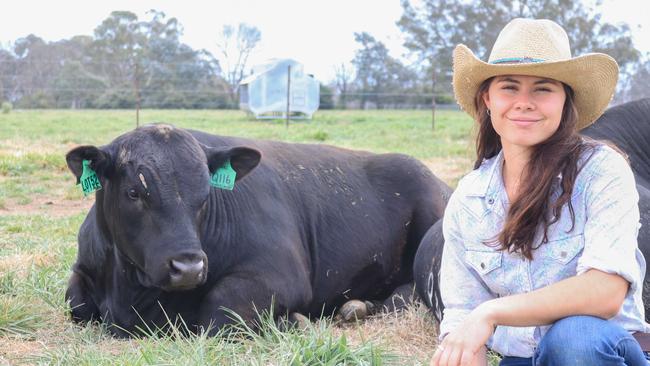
[197,276,299,336]
[276,312,311,331]
[65,271,100,323]
[380,282,419,312]
[339,283,418,322]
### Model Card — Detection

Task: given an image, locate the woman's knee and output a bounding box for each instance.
[536,315,632,364]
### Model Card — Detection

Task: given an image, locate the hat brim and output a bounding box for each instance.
[452,44,619,130]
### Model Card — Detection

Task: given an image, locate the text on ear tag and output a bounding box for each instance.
[79,159,102,196]
[210,159,236,190]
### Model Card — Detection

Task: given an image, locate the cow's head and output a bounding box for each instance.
[66,124,260,291]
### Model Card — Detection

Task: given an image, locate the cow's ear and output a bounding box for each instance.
[66,145,113,184]
[205,146,261,181]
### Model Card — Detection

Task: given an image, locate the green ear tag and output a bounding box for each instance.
[79,159,102,196]
[210,159,236,190]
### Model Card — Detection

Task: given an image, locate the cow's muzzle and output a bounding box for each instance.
[167,252,208,290]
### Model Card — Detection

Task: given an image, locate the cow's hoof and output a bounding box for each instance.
[289,312,311,331]
[278,312,311,331]
[340,300,371,322]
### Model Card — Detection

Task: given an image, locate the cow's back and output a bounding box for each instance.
[189,129,448,314]
[583,98,650,187]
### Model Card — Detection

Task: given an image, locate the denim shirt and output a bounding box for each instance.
[439,145,650,358]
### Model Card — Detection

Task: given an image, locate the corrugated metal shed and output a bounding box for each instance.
[239,59,319,119]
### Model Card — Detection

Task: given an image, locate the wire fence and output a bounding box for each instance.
[2,98,458,111]
[0,85,457,110]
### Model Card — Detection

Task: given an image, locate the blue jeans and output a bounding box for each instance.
[499,315,648,366]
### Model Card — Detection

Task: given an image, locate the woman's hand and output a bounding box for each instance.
[430,303,496,366]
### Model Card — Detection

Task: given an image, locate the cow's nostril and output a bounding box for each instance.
[170,259,204,275]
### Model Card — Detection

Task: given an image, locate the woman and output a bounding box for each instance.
[432,18,650,366]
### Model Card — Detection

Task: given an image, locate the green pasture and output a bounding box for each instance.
[0,109,492,365]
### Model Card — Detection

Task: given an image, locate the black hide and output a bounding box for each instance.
[65,124,451,337]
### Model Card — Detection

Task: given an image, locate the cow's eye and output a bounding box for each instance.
[127,188,140,200]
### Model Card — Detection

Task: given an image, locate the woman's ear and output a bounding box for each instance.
[482,90,491,110]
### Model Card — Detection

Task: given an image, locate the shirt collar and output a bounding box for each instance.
[465,150,505,198]
[464,149,563,199]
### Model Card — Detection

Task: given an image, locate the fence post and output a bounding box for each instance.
[431,68,436,130]
[134,62,141,128]
[286,65,291,128]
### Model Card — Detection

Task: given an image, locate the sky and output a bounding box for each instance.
[1,0,648,83]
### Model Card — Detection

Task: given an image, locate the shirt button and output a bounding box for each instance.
[487,198,494,205]
[480,262,486,269]
[560,251,567,258]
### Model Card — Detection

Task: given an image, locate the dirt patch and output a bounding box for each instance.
[0,338,44,365]
[0,196,93,218]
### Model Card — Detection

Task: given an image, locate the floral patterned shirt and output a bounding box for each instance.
[439,144,649,358]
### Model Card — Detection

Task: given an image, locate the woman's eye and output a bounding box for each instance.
[502,85,517,90]
[536,88,552,93]
[127,188,139,200]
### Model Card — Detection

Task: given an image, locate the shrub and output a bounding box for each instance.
[2,101,13,114]
[435,94,455,105]
[312,130,329,141]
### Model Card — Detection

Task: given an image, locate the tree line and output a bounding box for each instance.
[1,2,649,110]
[342,0,650,109]
[0,11,233,109]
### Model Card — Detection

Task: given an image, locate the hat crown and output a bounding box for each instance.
[488,18,572,64]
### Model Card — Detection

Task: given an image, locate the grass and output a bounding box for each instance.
[0,109,473,158]
[0,109,486,365]
[29,309,394,366]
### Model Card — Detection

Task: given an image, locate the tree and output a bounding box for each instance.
[217,23,261,107]
[397,0,641,98]
[351,32,418,109]
[136,11,227,108]
[333,63,353,109]
[91,11,145,108]
[0,47,17,103]
[617,56,650,103]
[89,10,227,109]
[319,83,334,109]
[4,9,233,109]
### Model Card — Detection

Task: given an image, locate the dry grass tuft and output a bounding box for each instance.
[328,302,439,365]
[0,254,57,279]
[423,157,472,187]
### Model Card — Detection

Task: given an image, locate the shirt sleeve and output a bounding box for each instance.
[439,188,497,340]
[576,147,642,293]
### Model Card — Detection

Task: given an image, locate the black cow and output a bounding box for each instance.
[583,98,650,321]
[65,124,450,337]
[414,98,650,322]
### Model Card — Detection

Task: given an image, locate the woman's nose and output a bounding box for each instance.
[513,93,535,111]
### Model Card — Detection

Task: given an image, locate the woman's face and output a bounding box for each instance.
[482,75,566,151]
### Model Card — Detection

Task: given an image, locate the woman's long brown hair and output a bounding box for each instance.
[474,77,596,259]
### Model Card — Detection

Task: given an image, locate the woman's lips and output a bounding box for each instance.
[508,117,541,127]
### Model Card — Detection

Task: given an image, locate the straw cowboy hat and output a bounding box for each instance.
[452,18,619,130]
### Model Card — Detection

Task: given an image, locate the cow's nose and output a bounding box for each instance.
[169,257,206,289]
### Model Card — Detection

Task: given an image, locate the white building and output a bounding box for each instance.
[239,59,319,119]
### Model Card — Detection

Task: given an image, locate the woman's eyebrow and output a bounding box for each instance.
[494,77,559,85]
[534,78,559,85]
[495,76,520,83]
